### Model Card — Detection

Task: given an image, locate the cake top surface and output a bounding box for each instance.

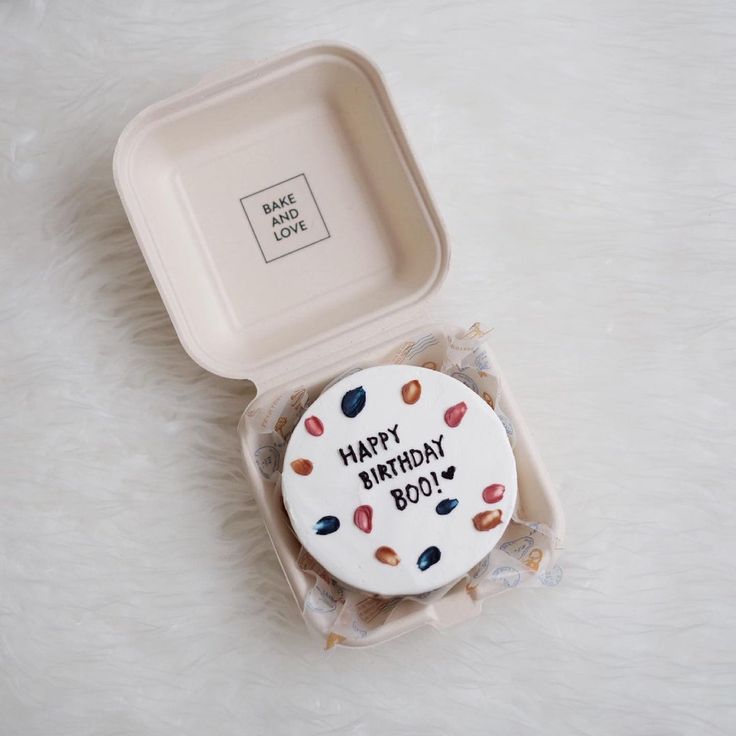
[281,364,517,596]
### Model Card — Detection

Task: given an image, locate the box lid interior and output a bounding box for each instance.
[114,44,449,386]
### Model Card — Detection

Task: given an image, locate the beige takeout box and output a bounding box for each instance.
[113,43,564,646]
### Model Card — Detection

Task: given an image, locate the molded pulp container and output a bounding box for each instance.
[113,43,564,646]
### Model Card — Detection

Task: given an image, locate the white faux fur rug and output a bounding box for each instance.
[2,2,735,734]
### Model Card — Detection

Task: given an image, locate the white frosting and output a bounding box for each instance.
[281,365,517,596]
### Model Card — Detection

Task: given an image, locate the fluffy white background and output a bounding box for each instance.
[2,1,735,734]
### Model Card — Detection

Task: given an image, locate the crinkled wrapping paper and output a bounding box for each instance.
[241,325,563,648]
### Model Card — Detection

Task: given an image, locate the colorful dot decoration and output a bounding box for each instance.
[290,458,313,475]
[375,546,400,566]
[304,416,324,436]
[314,516,340,535]
[401,379,421,404]
[341,386,366,418]
[472,509,503,531]
[482,483,505,504]
[435,498,459,515]
[444,401,467,428]
[353,505,373,533]
[417,545,441,571]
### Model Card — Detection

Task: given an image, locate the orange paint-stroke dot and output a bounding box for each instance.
[375,546,401,566]
[473,509,503,531]
[401,379,422,404]
[290,458,313,475]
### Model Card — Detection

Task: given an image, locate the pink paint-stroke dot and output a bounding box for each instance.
[353,505,373,534]
[304,416,324,436]
[482,484,505,504]
[444,401,467,428]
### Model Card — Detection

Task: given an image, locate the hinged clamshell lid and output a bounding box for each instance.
[114,44,449,390]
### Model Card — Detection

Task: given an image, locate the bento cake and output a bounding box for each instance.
[281,365,517,596]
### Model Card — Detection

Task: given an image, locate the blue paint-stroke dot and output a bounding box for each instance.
[417,545,441,571]
[341,386,366,418]
[435,498,459,516]
[314,516,340,535]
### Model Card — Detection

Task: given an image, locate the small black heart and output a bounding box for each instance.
[441,466,456,480]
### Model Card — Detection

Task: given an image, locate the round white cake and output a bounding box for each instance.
[281,365,517,596]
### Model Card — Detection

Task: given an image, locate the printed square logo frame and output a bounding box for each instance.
[240,174,330,263]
